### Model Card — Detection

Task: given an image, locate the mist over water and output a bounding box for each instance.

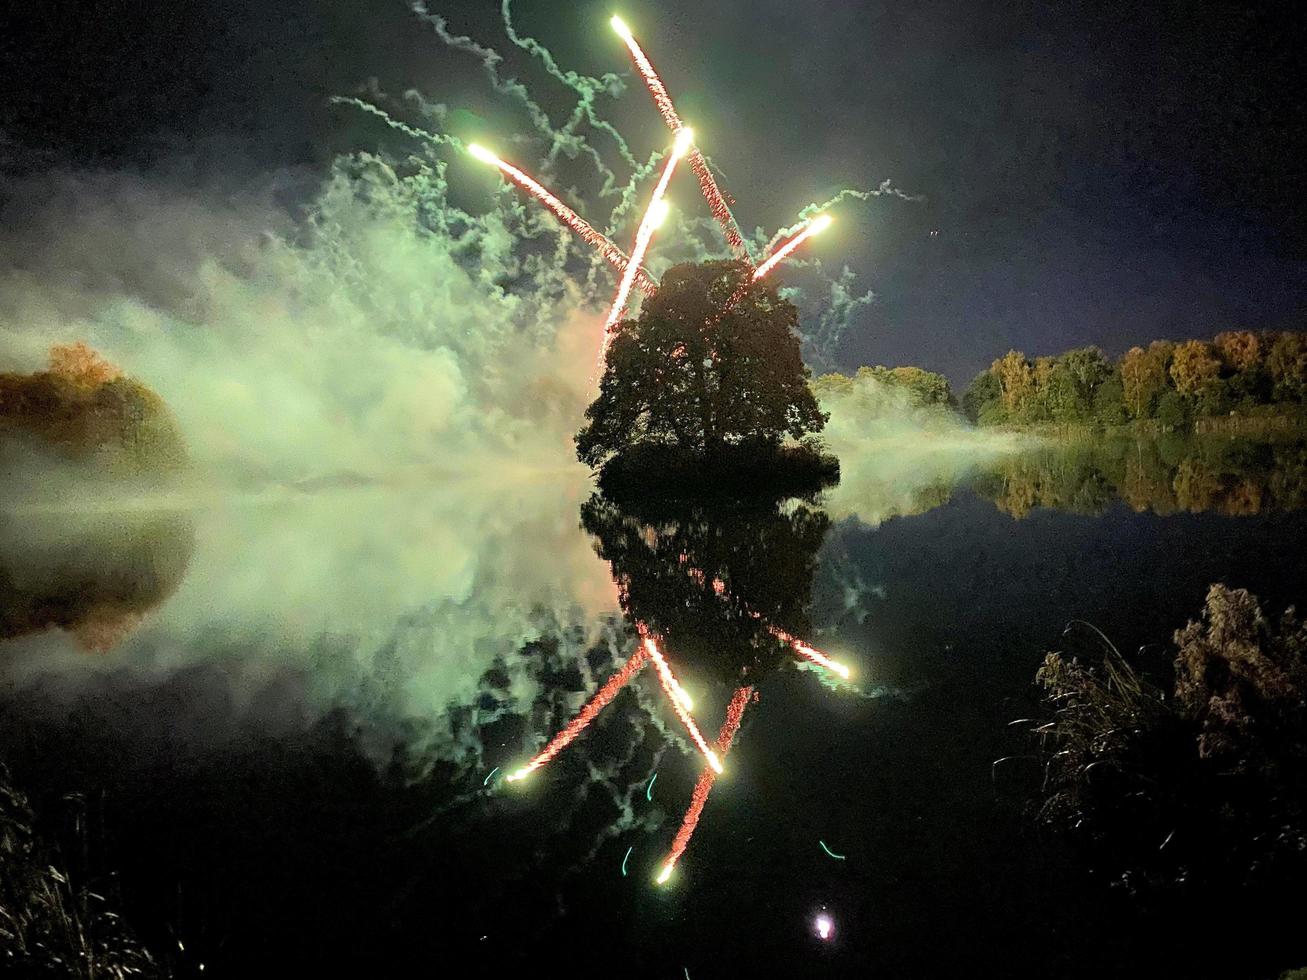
[0,111,1034,809]
[819,372,1030,524]
[0,150,1029,772]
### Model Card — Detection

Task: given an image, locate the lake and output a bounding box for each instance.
[2,432,1305,978]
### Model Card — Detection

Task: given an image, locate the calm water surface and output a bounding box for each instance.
[2,435,1306,978]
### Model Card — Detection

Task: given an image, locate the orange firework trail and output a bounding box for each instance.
[599,127,692,363]
[641,632,723,774]
[706,213,833,327]
[467,144,657,296]
[752,213,833,281]
[656,685,754,884]
[610,16,750,262]
[768,626,852,680]
[505,645,650,782]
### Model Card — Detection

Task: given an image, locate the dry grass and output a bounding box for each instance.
[0,769,166,978]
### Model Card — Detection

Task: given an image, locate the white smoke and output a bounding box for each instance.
[0,152,630,768]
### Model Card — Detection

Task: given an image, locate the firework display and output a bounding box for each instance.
[481,15,853,884]
[656,685,754,884]
[469,16,840,346]
[609,17,750,260]
[505,644,650,782]
[753,214,833,282]
[602,126,694,355]
[466,144,657,295]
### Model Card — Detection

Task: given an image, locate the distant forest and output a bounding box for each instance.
[958,331,1307,427]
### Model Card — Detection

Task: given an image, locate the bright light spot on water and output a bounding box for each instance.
[815,914,834,940]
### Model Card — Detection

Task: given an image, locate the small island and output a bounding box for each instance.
[0,342,187,477]
[577,259,838,496]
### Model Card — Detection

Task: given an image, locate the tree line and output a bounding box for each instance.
[812,364,957,409]
[960,331,1307,427]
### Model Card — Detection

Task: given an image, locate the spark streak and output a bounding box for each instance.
[641,633,722,773]
[505,645,650,782]
[466,144,657,295]
[610,16,750,261]
[819,840,846,860]
[769,626,852,680]
[752,213,832,282]
[656,685,754,884]
[601,128,692,352]
[706,214,833,330]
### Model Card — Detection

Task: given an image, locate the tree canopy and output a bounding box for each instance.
[576,260,826,469]
[962,330,1307,428]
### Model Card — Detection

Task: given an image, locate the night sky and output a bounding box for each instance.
[3,0,1303,384]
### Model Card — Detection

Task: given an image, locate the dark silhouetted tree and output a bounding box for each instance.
[576,260,826,469]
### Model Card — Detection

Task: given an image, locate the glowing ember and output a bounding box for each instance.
[465,144,657,296]
[610,17,749,260]
[505,645,650,781]
[815,914,834,941]
[656,685,753,884]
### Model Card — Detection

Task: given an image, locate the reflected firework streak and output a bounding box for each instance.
[506,645,650,781]
[773,628,852,680]
[656,685,753,884]
[642,633,722,773]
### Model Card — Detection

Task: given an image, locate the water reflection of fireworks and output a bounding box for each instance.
[481,15,854,884]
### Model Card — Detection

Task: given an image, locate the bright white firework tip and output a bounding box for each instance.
[467,143,498,165]
[610,15,634,42]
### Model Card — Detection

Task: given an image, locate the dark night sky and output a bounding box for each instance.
[2,0,1304,384]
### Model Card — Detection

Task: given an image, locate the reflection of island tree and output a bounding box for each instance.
[973,435,1307,518]
[0,511,194,652]
[580,491,831,683]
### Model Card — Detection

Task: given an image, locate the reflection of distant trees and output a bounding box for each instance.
[973,436,1307,518]
[581,491,831,683]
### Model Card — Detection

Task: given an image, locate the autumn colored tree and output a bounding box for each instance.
[993,350,1036,417]
[48,341,121,388]
[1213,331,1262,373]
[1267,331,1307,402]
[1060,347,1113,407]
[577,260,826,469]
[1120,341,1175,419]
[851,365,956,407]
[1031,356,1059,421]
[1169,340,1222,398]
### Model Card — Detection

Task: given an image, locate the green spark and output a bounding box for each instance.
[819,840,846,860]
[646,772,658,801]
[483,766,500,786]
[621,845,634,877]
